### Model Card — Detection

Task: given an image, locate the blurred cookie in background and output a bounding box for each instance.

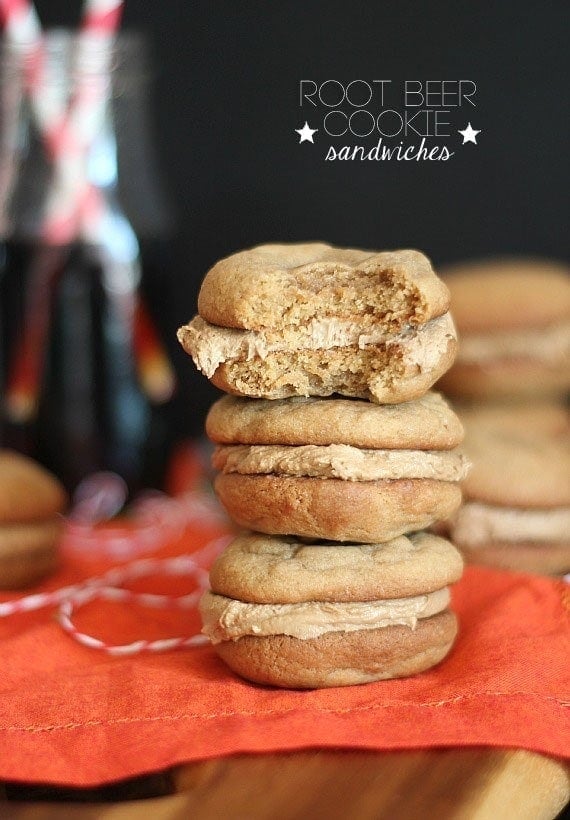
[455,400,569,438]
[447,422,569,576]
[437,258,570,401]
[0,450,68,589]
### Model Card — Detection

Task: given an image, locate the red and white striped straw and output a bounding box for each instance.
[1,1,175,417]
[0,0,124,243]
[39,0,125,243]
[82,0,123,33]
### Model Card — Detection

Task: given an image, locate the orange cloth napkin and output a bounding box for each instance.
[0,519,568,787]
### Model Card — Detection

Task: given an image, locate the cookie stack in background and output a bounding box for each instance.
[437,258,570,402]
[437,258,570,576]
[178,243,469,688]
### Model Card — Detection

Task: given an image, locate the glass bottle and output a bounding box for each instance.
[0,29,176,496]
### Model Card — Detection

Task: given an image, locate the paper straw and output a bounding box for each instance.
[40,0,125,243]
[2,0,118,417]
[0,0,124,242]
[81,0,124,36]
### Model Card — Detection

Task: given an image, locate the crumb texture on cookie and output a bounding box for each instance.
[179,310,457,404]
[196,244,450,331]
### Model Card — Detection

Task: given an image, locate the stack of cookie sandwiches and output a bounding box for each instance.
[178,243,469,688]
[437,258,570,575]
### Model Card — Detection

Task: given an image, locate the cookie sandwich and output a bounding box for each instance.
[207,392,469,542]
[448,424,570,575]
[200,532,463,688]
[438,258,570,400]
[178,244,458,404]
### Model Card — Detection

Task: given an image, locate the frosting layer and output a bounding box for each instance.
[457,321,570,365]
[451,502,570,546]
[178,312,456,379]
[213,443,470,482]
[200,587,450,643]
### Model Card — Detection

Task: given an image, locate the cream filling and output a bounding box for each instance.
[178,313,455,378]
[212,444,470,482]
[200,587,450,643]
[457,321,570,366]
[451,502,570,547]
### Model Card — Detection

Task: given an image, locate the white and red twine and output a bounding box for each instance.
[0,484,231,655]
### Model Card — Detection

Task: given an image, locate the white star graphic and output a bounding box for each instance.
[295,121,318,143]
[458,123,481,145]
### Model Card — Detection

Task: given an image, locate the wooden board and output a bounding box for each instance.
[1,749,568,819]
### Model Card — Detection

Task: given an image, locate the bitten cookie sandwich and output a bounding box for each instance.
[0,450,67,589]
[178,243,458,404]
[200,531,464,688]
[448,425,570,575]
[207,393,469,542]
[438,257,570,400]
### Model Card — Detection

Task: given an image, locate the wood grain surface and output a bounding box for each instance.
[1,749,568,819]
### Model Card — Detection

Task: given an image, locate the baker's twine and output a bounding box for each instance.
[0,474,230,655]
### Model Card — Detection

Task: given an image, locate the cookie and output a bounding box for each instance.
[440,258,570,333]
[460,428,568,508]
[210,394,467,542]
[210,613,458,689]
[0,450,67,589]
[200,532,462,688]
[0,450,67,523]
[455,400,569,438]
[208,531,465,603]
[178,244,457,403]
[215,474,463,542]
[206,392,465,450]
[438,258,570,400]
[448,426,570,575]
[196,244,450,330]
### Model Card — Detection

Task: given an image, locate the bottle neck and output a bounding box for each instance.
[0,30,171,244]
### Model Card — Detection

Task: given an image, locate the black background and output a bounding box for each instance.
[40,1,569,439]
